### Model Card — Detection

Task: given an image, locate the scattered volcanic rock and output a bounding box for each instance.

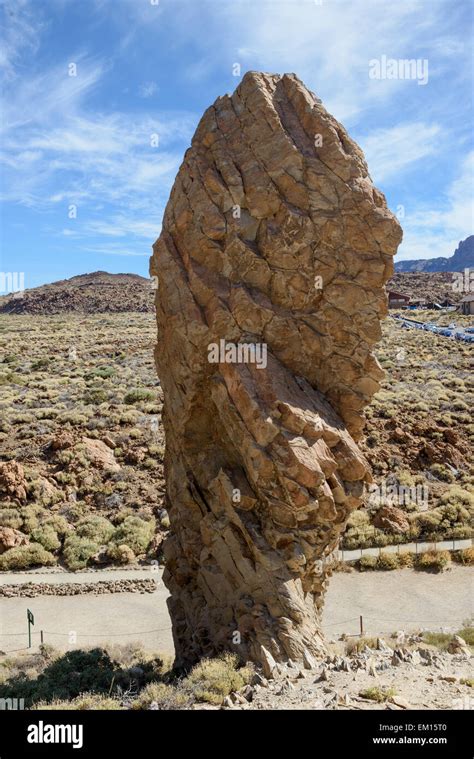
[372,506,410,534]
[150,71,402,669]
[447,635,471,657]
[50,431,75,451]
[0,526,29,554]
[81,438,121,472]
[0,461,28,503]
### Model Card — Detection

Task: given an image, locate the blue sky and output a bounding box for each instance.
[1,0,473,289]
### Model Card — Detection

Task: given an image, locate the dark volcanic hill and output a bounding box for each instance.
[395,235,474,272]
[0,270,463,315]
[0,271,155,314]
[387,271,463,303]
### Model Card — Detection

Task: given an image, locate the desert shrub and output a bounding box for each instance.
[345,637,380,655]
[59,412,89,426]
[62,535,99,570]
[143,458,158,470]
[42,514,70,537]
[397,470,416,487]
[185,653,253,705]
[85,366,115,380]
[131,682,191,710]
[360,686,396,703]
[397,552,415,568]
[34,407,59,420]
[75,516,115,545]
[112,508,136,525]
[453,547,474,565]
[59,502,87,524]
[124,388,155,405]
[416,550,451,572]
[29,480,62,507]
[102,643,171,673]
[33,693,122,710]
[109,516,155,555]
[346,509,370,527]
[440,486,474,509]
[358,555,378,571]
[0,649,117,707]
[429,464,455,483]
[413,510,442,531]
[373,532,398,548]
[460,678,474,687]
[83,388,108,405]
[38,644,56,661]
[20,505,46,534]
[422,631,451,650]
[377,552,400,571]
[31,358,50,371]
[444,526,473,540]
[440,503,471,527]
[0,508,23,529]
[107,543,135,564]
[458,626,474,646]
[342,525,376,550]
[128,428,142,440]
[0,544,56,570]
[30,525,61,552]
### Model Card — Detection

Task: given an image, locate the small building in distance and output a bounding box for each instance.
[388,290,410,309]
[459,293,474,315]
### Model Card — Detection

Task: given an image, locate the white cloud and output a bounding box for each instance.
[169,0,469,124]
[0,0,42,80]
[81,242,150,257]
[360,122,442,183]
[139,81,158,98]
[0,53,195,245]
[397,151,474,261]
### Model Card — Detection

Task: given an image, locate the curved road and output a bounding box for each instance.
[1,566,472,654]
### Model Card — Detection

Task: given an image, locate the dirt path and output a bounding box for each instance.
[0,567,471,655]
[322,566,473,639]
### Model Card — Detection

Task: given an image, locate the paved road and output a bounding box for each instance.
[0,567,472,655]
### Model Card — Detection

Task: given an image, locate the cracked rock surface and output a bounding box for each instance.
[150,71,402,668]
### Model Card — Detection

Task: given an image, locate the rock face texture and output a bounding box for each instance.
[150,72,402,669]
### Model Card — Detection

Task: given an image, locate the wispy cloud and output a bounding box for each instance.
[360,123,442,183]
[139,81,158,98]
[0,0,42,80]
[0,47,195,252]
[397,151,474,261]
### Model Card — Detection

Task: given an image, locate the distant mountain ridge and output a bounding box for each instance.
[395,235,474,272]
[0,271,154,314]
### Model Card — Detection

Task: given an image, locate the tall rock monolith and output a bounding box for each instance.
[150,72,402,669]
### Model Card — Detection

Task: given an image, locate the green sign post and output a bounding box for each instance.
[27,608,34,648]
